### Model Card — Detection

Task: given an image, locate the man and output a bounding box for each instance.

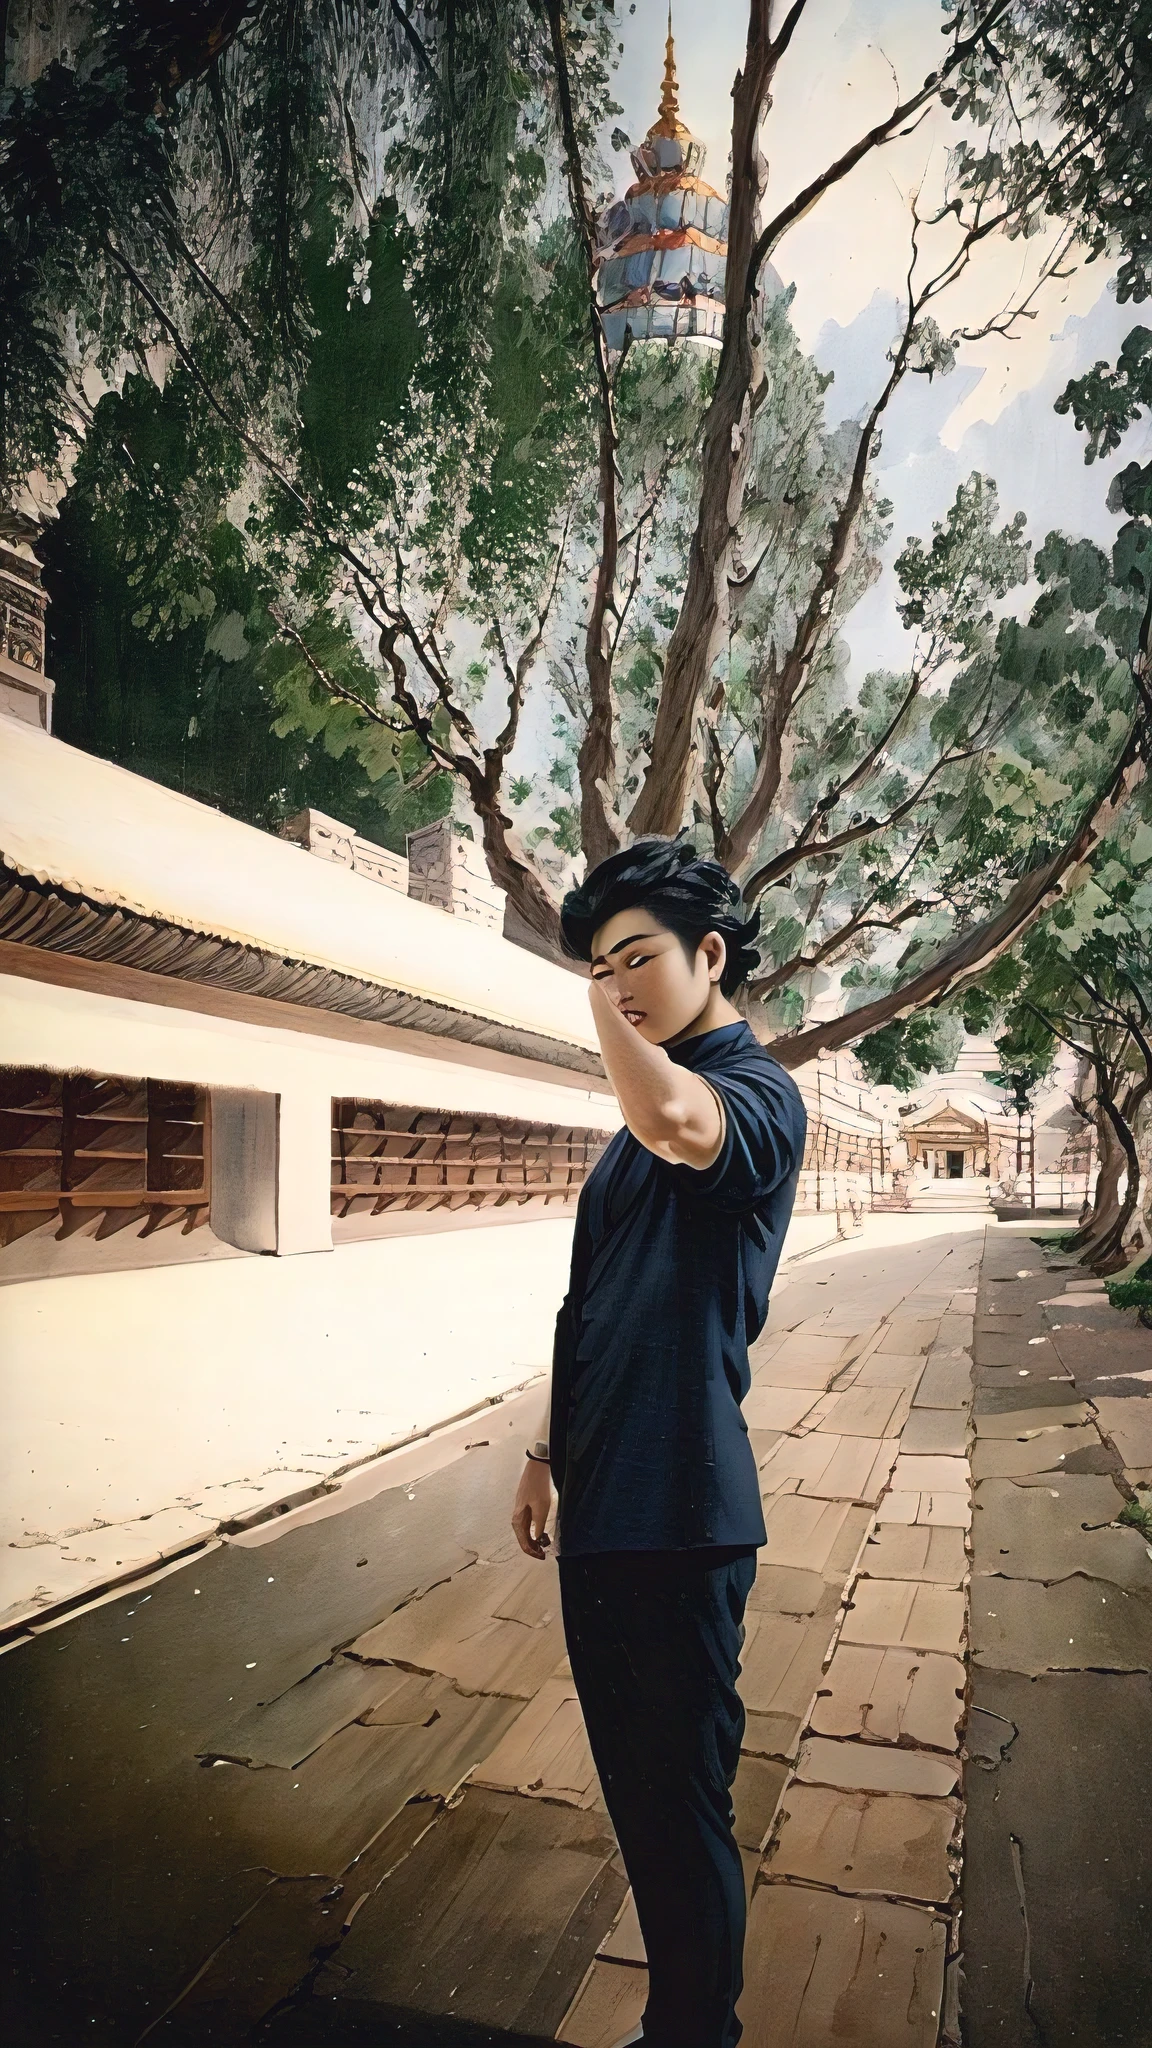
[511,837,806,2048]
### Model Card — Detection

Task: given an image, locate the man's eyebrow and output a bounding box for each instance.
[590,929,661,967]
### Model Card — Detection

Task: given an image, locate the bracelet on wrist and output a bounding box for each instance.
[526,1445,550,1463]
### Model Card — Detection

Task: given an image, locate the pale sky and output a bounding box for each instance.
[607,0,1151,679]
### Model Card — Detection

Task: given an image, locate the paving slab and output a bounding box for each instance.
[962,1669,1152,2048]
[971,1361,1067,1392]
[751,1352,841,1390]
[973,1379,1083,1412]
[821,1504,876,1580]
[204,1686,525,1876]
[850,1351,927,1390]
[745,1565,842,1619]
[911,1354,972,1408]
[972,1402,1092,1437]
[732,1752,789,1850]
[810,1642,966,1751]
[760,1494,862,1572]
[891,1453,970,1494]
[762,1784,959,1906]
[1049,1321,1152,1385]
[877,1319,941,1355]
[876,1490,973,1530]
[899,1410,970,1457]
[836,1320,887,1361]
[740,1610,833,1721]
[742,1707,806,1763]
[915,1490,973,1528]
[326,1785,625,2035]
[149,1876,336,2045]
[1073,1368,1152,1400]
[971,1475,1152,1591]
[738,1884,948,2042]
[857,1523,968,1585]
[197,1656,432,1769]
[743,1383,821,1431]
[1092,1395,1152,1467]
[841,1579,966,1656]
[969,1422,1100,1481]
[759,1432,899,1505]
[766,1332,852,1377]
[974,1333,1060,1368]
[970,1574,1152,1673]
[556,1958,649,2048]
[472,1675,599,1807]
[747,1426,782,1467]
[348,1560,567,1698]
[595,1889,648,1964]
[355,1670,448,1726]
[815,1383,912,1438]
[795,1734,960,1796]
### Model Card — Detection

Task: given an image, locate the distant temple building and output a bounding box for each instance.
[594,17,727,351]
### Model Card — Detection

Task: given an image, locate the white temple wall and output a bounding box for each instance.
[0,969,609,1603]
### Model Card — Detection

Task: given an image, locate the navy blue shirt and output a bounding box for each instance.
[549,1020,807,1557]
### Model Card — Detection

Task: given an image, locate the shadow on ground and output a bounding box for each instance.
[1,1221,983,2047]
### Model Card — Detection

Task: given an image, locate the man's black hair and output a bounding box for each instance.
[560,837,761,998]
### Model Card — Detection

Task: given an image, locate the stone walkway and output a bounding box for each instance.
[1,1216,1015,2046]
[962,1226,1152,2048]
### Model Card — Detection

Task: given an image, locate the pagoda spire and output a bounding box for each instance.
[653,7,680,137]
[593,4,727,354]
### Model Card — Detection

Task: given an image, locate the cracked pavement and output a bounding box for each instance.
[13,1215,1148,2047]
[961,1226,1152,2048]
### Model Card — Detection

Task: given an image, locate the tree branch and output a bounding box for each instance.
[750,0,1013,279]
[544,0,622,868]
[766,718,1148,1068]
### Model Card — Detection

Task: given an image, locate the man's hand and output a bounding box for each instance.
[511,1458,554,1560]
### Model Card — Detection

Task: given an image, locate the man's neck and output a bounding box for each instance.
[665,991,741,1047]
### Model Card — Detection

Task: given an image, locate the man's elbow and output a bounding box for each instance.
[626,1096,684,1147]
[628,1097,706,1157]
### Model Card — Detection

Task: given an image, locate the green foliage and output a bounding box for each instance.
[944,1,1152,306]
[1118,1495,1152,1536]
[854,1010,964,1091]
[895,474,1029,660]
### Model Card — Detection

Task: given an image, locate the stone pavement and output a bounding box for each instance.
[961,1224,1152,2048]
[3,1215,1001,2047]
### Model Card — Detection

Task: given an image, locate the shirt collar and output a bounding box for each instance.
[665,1019,753,1069]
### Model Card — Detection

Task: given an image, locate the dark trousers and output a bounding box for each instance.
[557,1546,757,2048]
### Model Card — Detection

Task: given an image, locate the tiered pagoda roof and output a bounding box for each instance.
[594,16,727,350]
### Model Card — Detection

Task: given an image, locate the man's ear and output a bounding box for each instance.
[701,932,726,984]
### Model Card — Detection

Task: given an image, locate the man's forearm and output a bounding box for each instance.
[588,982,722,1165]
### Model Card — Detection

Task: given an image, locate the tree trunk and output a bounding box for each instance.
[1071,1094,1126,1260]
[473,792,564,952]
[544,0,621,869]
[765,728,1145,1068]
[1082,1084,1147,1273]
[578,407,622,867]
[627,0,776,839]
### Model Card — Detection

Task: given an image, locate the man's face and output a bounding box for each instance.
[589,908,721,1045]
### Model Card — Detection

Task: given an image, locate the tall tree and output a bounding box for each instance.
[7,0,1152,1029]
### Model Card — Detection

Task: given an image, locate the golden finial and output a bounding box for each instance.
[653,5,681,137]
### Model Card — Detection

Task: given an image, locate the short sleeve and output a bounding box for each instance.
[668,1057,806,1213]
